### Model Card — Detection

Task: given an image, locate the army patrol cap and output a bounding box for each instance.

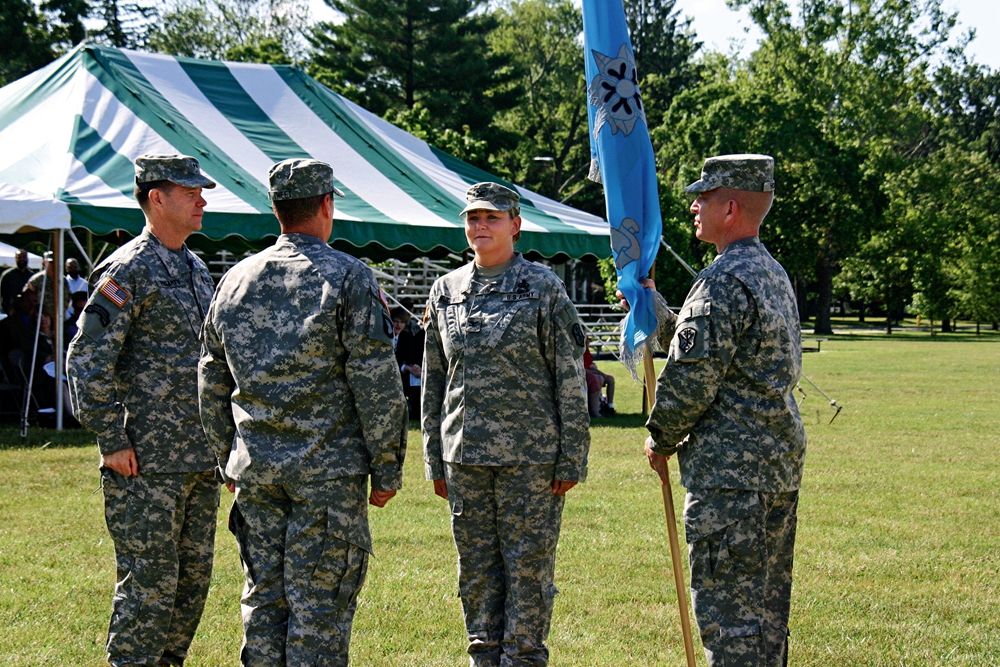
[460,182,520,216]
[268,158,345,201]
[684,154,775,193]
[134,154,216,189]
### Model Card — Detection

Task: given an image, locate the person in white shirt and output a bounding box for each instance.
[65,258,89,319]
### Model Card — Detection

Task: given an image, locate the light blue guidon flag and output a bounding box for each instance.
[582,0,663,377]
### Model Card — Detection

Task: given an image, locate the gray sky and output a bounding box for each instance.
[308,0,999,70]
[677,0,999,70]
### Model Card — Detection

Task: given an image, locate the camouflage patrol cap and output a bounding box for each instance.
[460,182,520,216]
[268,158,346,201]
[134,154,216,189]
[685,154,775,193]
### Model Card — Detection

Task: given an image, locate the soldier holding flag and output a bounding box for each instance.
[644,155,807,667]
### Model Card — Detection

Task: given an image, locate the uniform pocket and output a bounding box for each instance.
[312,507,371,614]
[486,299,533,348]
[702,620,762,667]
[101,468,128,539]
[228,500,257,586]
[672,298,712,362]
[103,471,175,554]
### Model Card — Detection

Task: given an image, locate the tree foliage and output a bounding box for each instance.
[309,0,517,154]
[0,0,89,86]
[623,0,701,122]
[148,0,308,63]
[486,0,594,204]
[653,0,957,331]
[88,0,158,48]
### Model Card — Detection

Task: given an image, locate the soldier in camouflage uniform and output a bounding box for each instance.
[66,154,221,667]
[641,155,807,667]
[423,182,591,667]
[22,254,63,321]
[198,158,407,667]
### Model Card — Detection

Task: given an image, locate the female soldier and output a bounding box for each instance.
[422,182,591,666]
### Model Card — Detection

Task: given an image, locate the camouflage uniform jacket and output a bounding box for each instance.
[67,228,216,472]
[646,237,806,492]
[422,254,590,482]
[198,233,407,490]
[24,270,64,321]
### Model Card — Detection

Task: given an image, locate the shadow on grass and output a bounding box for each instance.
[0,423,95,451]
[590,413,648,429]
[806,331,1000,344]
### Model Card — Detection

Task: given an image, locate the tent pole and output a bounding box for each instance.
[55,230,65,430]
[23,247,51,440]
[67,228,95,273]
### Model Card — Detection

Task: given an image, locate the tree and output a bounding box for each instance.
[935,58,1000,165]
[309,0,518,155]
[486,0,595,204]
[88,0,158,48]
[654,0,957,334]
[148,0,308,63]
[0,0,53,86]
[623,0,700,122]
[0,0,89,86]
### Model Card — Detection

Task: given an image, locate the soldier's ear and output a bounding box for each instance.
[148,187,164,209]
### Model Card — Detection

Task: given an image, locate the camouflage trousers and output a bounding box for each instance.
[231,476,371,667]
[444,463,564,667]
[101,469,220,667]
[684,489,799,667]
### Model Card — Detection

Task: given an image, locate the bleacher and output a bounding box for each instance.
[199,251,628,356]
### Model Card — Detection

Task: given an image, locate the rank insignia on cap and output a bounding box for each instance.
[678,327,697,354]
[100,278,130,308]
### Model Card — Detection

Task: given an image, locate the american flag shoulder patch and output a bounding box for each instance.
[100,278,130,308]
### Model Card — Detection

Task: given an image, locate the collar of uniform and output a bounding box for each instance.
[719,235,760,257]
[141,228,191,277]
[458,253,526,294]
[279,232,329,247]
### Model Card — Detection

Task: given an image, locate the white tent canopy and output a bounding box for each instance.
[0,181,71,235]
[0,43,611,261]
[0,239,44,269]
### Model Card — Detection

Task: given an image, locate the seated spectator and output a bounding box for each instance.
[391,306,425,420]
[0,293,73,421]
[584,339,616,417]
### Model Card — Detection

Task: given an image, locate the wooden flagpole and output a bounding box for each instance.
[643,348,697,667]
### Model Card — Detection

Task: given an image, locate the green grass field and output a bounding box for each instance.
[1,331,998,665]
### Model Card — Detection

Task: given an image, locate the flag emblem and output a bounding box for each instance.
[100,278,130,308]
[588,45,647,138]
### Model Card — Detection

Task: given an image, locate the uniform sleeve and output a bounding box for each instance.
[65,263,137,456]
[544,289,591,482]
[421,289,446,480]
[653,288,678,351]
[646,273,754,455]
[342,267,408,491]
[197,292,237,473]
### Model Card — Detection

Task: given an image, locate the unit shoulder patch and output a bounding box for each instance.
[678,327,698,354]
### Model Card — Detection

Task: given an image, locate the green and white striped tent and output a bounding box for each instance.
[0,43,610,260]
